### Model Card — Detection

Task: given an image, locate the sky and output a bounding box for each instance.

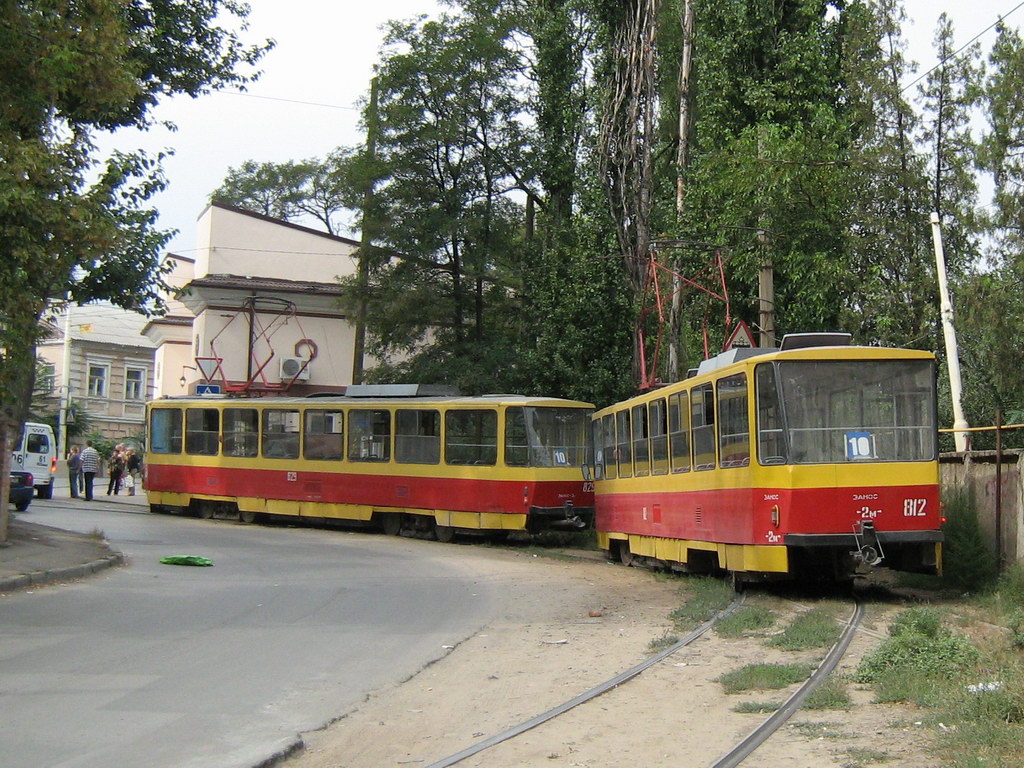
[97,1,1024,258]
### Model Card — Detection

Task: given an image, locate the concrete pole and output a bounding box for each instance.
[930,212,969,452]
[57,304,73,460]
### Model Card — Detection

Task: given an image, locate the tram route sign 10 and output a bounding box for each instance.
[196,384,221,395]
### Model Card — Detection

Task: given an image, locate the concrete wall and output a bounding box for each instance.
[195,204,359,281]
[940,450,1024,566]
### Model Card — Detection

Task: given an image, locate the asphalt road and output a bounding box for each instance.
[1,499,498,768]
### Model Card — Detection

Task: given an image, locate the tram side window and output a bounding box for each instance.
[669,392,691,472]
[223,408,258,457]
[304,409,344,461]
[185,408,219,456]
[615,409,633,478]
[632,404,650,477]
[717,373,750,468]
[445,409,497,465]
[504,407,529,467]
[262,409,300,460]
[756,364,787,465]
[150,408,182,454]
[691,384,716,470]
[601,414,617,479]
[396,409,440,464]
[349,409,391,462]
[648,399,668,475]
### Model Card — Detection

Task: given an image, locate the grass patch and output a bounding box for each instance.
[732,700,779,714]
[668,576,735,632]
[718,662,813,694]
[768,606,840,650]
[87,527,106,541]
[855,606,979,684]
[855,588,1024,768]
[788,720,849,739]
[715,605,776,638]
[841,746,891,767]
[646,632,680,654]
[803,676,852,710]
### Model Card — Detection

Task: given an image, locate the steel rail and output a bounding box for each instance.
[420,595,746,768]
[707,597,865,768]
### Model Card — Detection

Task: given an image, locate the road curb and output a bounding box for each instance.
[0,551,126,593]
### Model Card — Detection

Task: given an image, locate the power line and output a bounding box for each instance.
[219,89,360,112]
[901,1,1024,93]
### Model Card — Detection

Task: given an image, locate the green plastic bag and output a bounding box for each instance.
[159,555,214,567]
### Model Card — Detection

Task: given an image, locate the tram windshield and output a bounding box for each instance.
[756,360,936,465]
[505,406,590,467]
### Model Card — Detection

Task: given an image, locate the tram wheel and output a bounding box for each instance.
[381,513,402,536]
[239,509,259,524]
[197,502,215,520]
[434,524,455,543]
[618,542,636,567]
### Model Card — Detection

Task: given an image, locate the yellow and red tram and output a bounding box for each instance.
[145,386,594,539]
[591,334,943,583]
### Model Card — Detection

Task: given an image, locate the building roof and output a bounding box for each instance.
[42,303,155,350]
[187,274,344,296]
[204,202,362,247]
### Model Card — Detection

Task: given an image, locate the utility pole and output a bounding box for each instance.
[351,76,379,386]
[57,303,73,461]
[930,211,969,452]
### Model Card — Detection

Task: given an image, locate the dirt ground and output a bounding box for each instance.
[283,547,940,768]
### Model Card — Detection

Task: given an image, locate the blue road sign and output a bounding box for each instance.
[196,384,221,395]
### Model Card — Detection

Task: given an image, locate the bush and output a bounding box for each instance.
[855,607,980,684]
[941,486,998,591]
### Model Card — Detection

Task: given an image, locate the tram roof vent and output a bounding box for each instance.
[695,348,771,376]
[778,332,852,351]
[342,383,461,398]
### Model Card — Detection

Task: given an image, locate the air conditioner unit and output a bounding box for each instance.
[280,356,311,381]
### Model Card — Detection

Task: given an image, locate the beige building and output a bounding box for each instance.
[38,202,367,453]
[147,202,365,397]
[37,303,156,449]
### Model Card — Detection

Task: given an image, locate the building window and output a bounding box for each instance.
[88,364,108,398]
[125,368,145,400]
[38,362,55,393]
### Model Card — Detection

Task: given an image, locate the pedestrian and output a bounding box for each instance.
[106,444,125,495]
[66,445,82,498]
[125,448,142,496]
[80,440,100,501]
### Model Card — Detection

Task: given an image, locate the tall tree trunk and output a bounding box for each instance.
[352,77,380,385]
[668,0,695,381]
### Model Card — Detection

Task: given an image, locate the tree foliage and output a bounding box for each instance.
[212,0,1024,433]
[0,0,270,538]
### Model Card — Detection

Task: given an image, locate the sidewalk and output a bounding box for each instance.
[0,474,140,592]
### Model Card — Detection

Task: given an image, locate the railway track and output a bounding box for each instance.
[419,592,864,768]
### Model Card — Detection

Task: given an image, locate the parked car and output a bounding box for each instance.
[10,422,56,499]
[9,471,34,512]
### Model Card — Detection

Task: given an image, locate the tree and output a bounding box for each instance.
[917,13,982,275]
[839,0,935,347]
[212,148,360,236]
[979,22,1024,259]
[0,0,271,541]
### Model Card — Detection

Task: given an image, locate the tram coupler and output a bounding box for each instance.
[852,520,884,566]
[529,503,591,532]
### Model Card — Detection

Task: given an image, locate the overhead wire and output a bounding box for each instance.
[901,0,1024,93]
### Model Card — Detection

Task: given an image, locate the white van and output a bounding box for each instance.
[11,422,57,499]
